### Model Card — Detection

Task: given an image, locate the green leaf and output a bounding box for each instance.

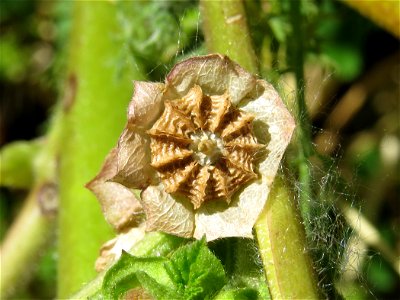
[269,17,290,43]
[99,239,227,300]
[101,251,171,300]
[136,271,181,300]
[129,232,186,258]
[116,1,198,69]
[164,238,227,300]
[214,288,259,300]
[321,43,363,81]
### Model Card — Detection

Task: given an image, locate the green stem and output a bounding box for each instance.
[0,140,41,189]
[201,1,319,297]
[288,0,314,229]
[255,177,320,299]
[0,185,54,298]
[0,105,64,298]
[200,0,258,73]
[58,2,146,297]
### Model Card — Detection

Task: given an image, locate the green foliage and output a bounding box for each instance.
[214,288,259,300]
[99,238,226,300]
[135,272,180,300]
[253,0,375,81]
[29,244,57,299]
[366,254,398,294]
[0,0,35,22]
[93,237,268,300]
[115,0,201,80]
[101,254,171,300]
[165,237,226,299]
[0,34,30,81]
[128,232,186,258]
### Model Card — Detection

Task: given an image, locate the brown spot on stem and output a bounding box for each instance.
[37,182,58,217]
[62,74,77,112]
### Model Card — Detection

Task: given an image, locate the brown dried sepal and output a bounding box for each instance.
[147,85,264,209]
[86,148,144,232]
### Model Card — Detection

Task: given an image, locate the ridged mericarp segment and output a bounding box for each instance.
[206,93,231,132]
[160,161,198,194]
[149,139,193,169]
[148,85,263,209]
[220,111,255,140]
[147,102,195,139]
[170,85,204,128]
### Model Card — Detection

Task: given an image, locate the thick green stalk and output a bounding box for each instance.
[58,2,145,297]
[0,140,41,189]
[0,185,53,298]
[0,106,63,298]
[200,0,258,74]
[255,177,319,299]
[287,0,314,229]
[201,1,319,297]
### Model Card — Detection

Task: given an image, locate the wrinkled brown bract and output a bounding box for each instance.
[87,54,295,242]
[86,148,143,232]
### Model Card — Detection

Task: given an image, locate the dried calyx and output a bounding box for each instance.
[87,54,295,242]
[148,85,263,209]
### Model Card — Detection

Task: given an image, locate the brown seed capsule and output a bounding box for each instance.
[148,85,263,209]
[88,54,295,241]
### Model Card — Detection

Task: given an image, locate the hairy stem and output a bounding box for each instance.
[200,0,258,74]
[58,2,145,297]
[255,177,319,299]
[0,185,54,298]
[201,0,319,297]
[287,0,314,231]
[0,105,63,298]
[0,140,41,189]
